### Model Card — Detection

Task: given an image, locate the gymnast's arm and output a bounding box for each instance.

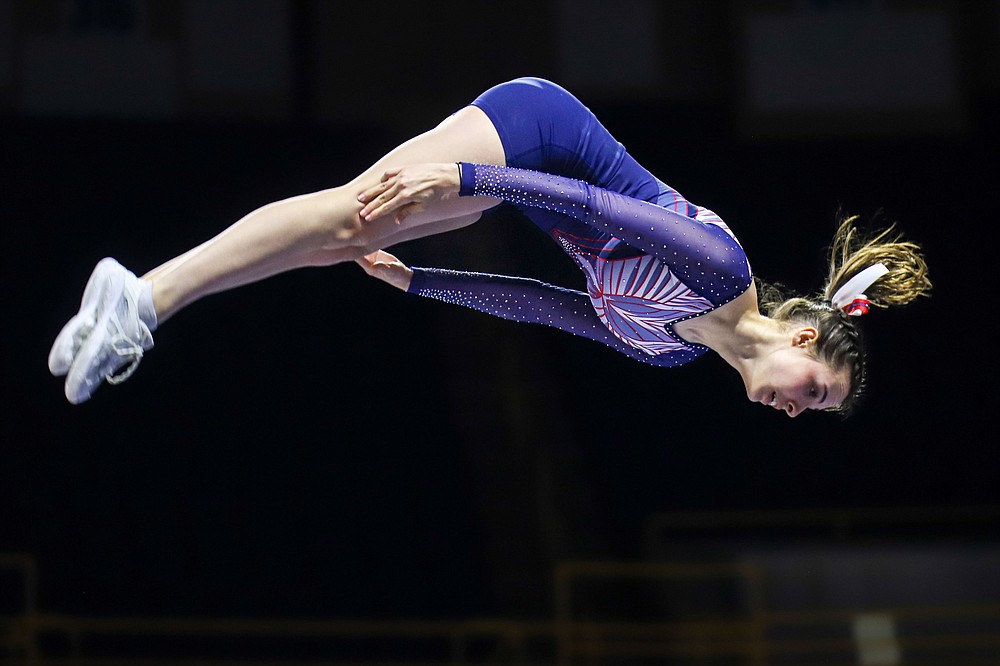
[456,162,752,305]
[409,268,678,365]
[355,252,669,366]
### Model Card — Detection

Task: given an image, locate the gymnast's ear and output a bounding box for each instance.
[791,327,818,348]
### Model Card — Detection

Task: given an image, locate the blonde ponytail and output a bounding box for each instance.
[824,214,931,309]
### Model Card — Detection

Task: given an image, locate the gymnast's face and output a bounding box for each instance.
[747,328,850,418]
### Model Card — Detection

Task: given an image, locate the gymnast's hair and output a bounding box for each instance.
[757,213,931,415]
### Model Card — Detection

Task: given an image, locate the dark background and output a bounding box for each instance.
[1,0,998,622]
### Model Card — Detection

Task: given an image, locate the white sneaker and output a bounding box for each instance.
[49,258,122,376]
[58,258,155,404]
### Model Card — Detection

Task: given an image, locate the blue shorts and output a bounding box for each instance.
[470,77,664,232]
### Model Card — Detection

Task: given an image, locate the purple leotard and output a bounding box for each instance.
[407,79,753,367]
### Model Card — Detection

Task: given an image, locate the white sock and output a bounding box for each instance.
[134,279,158,332]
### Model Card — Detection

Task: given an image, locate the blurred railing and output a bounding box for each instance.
[4,504,1000,664]
[553,560,1000,665]
[3,602,999,665]
[555,561,769,664]
[3,613,556,665]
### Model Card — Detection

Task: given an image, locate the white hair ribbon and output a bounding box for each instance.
[831,263,889,315]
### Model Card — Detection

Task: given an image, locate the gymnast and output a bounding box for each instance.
[48,77,930,415]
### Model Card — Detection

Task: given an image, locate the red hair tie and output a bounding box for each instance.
[843,297,871,317]
[832,264,889,317]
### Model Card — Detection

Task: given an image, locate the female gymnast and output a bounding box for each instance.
[48,78,930,415]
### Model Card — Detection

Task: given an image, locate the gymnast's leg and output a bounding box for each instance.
[50,106,505,403]
[143,106,504,323]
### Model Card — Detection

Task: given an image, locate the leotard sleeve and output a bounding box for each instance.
[458,162,751,305]
[407,267,701,367]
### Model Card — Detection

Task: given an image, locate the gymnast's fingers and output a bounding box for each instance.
[368,249,399,265]
[355,251,391,277]
[355,250,411,290]
[357,179,392,217]
[360,180,407,222]
[354,254,376,276]
[357,169,401,207]
[358,169,399,217]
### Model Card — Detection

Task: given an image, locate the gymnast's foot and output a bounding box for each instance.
[50,258,157,404]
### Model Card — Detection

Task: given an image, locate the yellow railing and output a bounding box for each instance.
[4,604,999,665]
[2,613,556,666]
[554,560,768,664]
[553,560,1000,665]
[3,549,999,665]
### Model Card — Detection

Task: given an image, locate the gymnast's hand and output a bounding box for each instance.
[357,163,461,224]
[355,250,413,291]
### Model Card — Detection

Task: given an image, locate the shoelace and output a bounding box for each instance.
[69,322,94,359]
[107,333,145,385]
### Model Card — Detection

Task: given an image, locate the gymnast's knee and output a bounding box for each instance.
[313,187,373,249]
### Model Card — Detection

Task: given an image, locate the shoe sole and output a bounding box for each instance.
[48,258,122,376]
[63,261,127,404]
